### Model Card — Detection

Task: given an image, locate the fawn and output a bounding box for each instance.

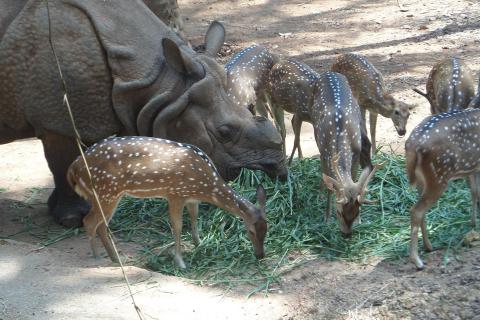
[413,57,476,114]
[331,53,415,153]
[67,136,267,269]
[405,109,480,269]
[314,72,377,235]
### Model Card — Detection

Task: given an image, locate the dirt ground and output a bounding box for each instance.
[1,0,480,319]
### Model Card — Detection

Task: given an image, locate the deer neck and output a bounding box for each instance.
[210,188,257,223]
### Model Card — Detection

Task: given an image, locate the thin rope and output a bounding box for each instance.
[45,1,144,319]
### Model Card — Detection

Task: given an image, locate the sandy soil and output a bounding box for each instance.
[1,1,480,319]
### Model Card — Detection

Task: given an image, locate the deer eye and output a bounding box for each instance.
[394,110,400,116]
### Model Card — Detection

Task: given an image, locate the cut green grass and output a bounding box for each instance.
[109,152,478,290]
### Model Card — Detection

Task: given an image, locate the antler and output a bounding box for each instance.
[357,164,378,204]
[331,153,348,204]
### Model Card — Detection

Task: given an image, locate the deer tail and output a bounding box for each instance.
[67,163,91,200]
[412,88,428,99]
[406,147,421,187]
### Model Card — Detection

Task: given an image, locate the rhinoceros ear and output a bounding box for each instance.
[162,38,205,78]
[204,21,225,57]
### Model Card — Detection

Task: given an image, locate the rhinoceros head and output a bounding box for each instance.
[149,22,287,181]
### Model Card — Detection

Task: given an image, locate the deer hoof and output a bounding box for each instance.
[411,255,425,270]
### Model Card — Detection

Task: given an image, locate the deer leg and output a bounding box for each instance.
[186,201,200,246]
[83,205,103,259]
[410,187,444,270]
[272,106,286,156]
[97,223,119,263]
[168,198,187,269]
[325,190,332,223]
[468,174,479,227]
[360,126,373,170]
[369,112,378,153]
[255,95,269,118]
[83,202,118,262]
[288,114,303,165]
[420,215,433,252]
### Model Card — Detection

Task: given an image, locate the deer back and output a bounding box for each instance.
[425,58,475,114]
[225,44,278,110]
[406,109,480,187]
[69,137,230,202]
[313,71,362,179]
[331,53,385,109]
[267,59,319,118]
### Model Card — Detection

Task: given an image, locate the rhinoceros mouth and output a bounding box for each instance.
[227,161,287,181]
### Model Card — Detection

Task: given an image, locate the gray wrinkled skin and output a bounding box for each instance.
[0,0,286,226]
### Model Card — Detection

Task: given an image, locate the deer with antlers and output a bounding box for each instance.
[67,136,267,269]
[405,109,480,269]
[331,53,415,153]
[413,57,476,114]
[314,72,377,235]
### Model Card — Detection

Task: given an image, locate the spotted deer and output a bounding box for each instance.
[225,45,283,143]
[331,53,415,153]
[67,136,267,269]
[405,109,480,269]
[267,59,318,163]
[413,57,476,114]
[314,72,377,235]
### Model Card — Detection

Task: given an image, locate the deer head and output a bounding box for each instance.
[238,185,267,258]
[323,156,377,235]
[382,94,416,137]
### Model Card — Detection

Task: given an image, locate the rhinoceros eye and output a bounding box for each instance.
[217,124,238,143]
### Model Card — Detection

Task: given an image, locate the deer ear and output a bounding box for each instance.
[162,38,205,78]
[204,21,225,57]
[256,184,266,215]
[322,174,339,192]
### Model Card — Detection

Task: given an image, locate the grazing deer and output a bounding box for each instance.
[225,45,284,139]
[67,136,267,269]
[405,109,480,269]
[413,57,476,114]
[331,53,415,153]
[315,72,377,235]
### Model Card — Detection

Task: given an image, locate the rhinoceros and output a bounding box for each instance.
[0,0,286,227]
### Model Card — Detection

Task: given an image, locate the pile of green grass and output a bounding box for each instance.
[109,152,477,291]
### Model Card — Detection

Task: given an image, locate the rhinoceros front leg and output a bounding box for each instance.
[41,131,90,228]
